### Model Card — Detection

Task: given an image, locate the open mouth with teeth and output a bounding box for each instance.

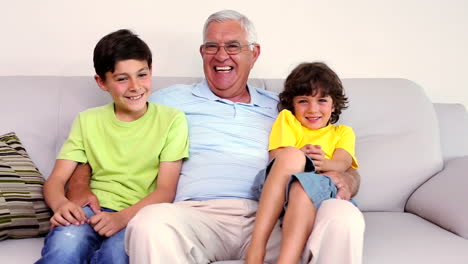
[306,116,321,122]
[126,93,144,101]
[214,66,233,72]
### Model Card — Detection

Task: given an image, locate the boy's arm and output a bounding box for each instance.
[89,159,183,237]
[321,148,353,172]
[301,145,352,172]
[45,159,87,226]
[66,163,101,213]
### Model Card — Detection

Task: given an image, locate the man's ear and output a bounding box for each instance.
[250,44,261,69]
[199,45,204,57]
[94,74,108,92]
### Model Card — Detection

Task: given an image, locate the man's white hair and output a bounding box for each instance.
[202,10,257,46]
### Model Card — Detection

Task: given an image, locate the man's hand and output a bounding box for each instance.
[323,169,360,200]
[66,163,101,214]
[50,200,87,227]
[88,211,128,237]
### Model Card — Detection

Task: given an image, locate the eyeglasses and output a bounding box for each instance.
[201,42,254,55]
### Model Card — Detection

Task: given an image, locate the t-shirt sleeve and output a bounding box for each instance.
[335,125,359,169]
[269,110,299,151]
[57,114,88,163]
[159,111,189,162]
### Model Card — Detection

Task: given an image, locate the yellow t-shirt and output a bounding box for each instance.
[269,109,358,168]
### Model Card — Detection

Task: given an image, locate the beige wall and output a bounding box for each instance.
[2,0,467,108]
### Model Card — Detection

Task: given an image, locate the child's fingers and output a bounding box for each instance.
[62,209,80,225]
[104,228,117,238]
[88,213,103,227]
[70,206,87,224]
[97,224,112,237]
[91,216,107,234]
[104,231,113,237]
[52,214,71,226]
[50,217,60,228]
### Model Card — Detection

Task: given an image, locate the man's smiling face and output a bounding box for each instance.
[200,20,260,101]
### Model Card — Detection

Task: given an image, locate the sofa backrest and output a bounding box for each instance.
[0,76,449,212]
[434,103,468,162]
[340,79,443,211]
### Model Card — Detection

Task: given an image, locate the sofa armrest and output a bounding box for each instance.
[406,156,468,239]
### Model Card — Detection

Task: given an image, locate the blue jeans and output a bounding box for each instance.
[36,206,128,264]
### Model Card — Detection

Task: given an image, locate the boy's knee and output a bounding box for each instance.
[48,224,95,245]
[272,147,306,172]
[40,224,98,261]
[277,146,304,159]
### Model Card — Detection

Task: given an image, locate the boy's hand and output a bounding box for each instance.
[301,144,327,171]
[51,201,87,227]
[88,211,128,237]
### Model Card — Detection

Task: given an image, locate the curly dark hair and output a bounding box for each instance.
[279,62,348,124]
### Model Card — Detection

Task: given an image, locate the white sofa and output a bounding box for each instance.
[0,76,467,264]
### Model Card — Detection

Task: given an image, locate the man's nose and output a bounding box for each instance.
[214,46,230,60]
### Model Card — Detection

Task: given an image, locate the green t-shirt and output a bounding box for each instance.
[58,102,189,211]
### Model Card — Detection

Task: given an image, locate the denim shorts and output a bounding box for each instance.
[252,155,357,210]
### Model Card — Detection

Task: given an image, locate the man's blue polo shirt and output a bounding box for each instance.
[149,80,278,201]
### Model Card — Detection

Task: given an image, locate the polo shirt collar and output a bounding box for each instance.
[192,79,270,107]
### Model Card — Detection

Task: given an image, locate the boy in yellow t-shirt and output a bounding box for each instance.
[36,29,189,264]
[246,62,358,264]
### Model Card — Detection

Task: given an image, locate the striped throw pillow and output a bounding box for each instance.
[0,132,51,240]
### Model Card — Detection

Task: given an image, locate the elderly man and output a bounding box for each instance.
[69,10,364,264]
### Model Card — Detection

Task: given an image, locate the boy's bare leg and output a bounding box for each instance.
[278,181,316,264]
[246,147,306,264]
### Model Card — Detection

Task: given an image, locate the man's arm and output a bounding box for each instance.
[45,159,87,226]
[323,168,361,200]
[66,163,101,213]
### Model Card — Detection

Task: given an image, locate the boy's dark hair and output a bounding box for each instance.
[93,29,152,80]
[279,62,348,124]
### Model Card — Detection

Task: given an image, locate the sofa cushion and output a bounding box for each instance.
[0,237,43,263]
[0,132,51,240]
[339,79,443,211]
[364,212,468,264]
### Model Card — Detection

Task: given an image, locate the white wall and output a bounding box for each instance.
[2,0,468,108]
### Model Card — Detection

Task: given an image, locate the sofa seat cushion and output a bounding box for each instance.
[364,212,468,264]
[0,237,43,263]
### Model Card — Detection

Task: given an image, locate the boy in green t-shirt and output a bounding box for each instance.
[36,29,189,264]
